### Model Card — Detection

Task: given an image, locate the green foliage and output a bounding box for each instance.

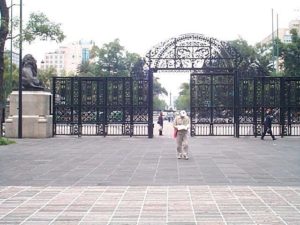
[230,38,273,75]
[38,67,56,90]
[23,13,65,43]
[153,77,168,96]
[279,29,300,76]
[0,137,15,145]
[3,56,18,98]
[84,39,140,77]
[174,82,190,110]
[77,61,97,76]
[93,39,129,76]
[153,96,167,111]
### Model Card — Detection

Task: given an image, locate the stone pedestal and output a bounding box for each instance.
[5,91,52,138]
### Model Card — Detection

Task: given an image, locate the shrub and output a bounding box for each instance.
[0,137,16,145]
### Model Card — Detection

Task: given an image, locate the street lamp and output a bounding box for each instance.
[8,0,18,101]
[18,0,22,138]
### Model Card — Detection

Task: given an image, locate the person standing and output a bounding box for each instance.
[157,111,164,136]
[173,110,190,159]
[261,108,276,140]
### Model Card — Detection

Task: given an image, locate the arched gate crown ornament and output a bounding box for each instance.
[145,33,242,71]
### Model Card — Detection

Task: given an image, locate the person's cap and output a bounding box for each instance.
[180,110,187,117]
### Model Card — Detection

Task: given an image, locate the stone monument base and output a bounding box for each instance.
[5,91,53,138]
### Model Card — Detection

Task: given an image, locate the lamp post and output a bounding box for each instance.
[18,0,22,138]
[10,0,13,95]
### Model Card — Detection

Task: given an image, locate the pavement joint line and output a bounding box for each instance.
[136,186,148,225]
[0,186,12,204]
[228,185,256,224]
[0,186,40,221]
[102,149,132,184]
[18,186,69,225]
[106,186,130,224]
[209,185,228,225]
[166,186,169,224]
[128,148,148,184]
[187,186,197,223]
[269,186,300,215]
[249,186,288,225]
[44,157,81,186]
[70,151,108,186]
[78,186,109,224]
[153,155,162,183]
[47,187,87,225]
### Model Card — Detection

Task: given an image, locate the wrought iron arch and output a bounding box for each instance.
[145,33,242,71]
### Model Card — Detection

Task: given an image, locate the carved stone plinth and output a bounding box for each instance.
[5,91,52,138]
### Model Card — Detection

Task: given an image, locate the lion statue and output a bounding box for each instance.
[22,54,44,90]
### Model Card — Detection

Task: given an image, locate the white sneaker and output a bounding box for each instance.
[183,154,189,160]
[177,153,182,159]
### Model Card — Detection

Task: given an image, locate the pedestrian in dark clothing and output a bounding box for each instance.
[261,108,276,140]
[158,112,164,136]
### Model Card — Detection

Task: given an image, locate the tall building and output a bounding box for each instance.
[41,40,95,76]
[259,18,300,72]
[260,19,300,45]
[4,50,19,66]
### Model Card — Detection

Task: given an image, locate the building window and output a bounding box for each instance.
[82,48,90,63]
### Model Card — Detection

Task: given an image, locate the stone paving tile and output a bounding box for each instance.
[0,136,300,224]
[0,186,300,224]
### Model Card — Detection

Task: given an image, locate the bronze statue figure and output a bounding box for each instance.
[22,54,44,90]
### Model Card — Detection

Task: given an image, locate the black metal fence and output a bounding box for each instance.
[191,73,300,137]
[52,76,151,137]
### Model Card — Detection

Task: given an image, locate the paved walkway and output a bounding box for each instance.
[0,134,300,224]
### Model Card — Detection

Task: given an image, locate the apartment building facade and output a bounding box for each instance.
[260,19,300,45]
[41,40,94,76]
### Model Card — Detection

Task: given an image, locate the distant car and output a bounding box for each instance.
[109,111,123,122]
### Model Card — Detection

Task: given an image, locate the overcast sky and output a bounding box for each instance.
[20,0,300,56]
[13,0,300,101]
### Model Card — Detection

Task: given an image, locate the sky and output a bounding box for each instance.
[10,0,300,102]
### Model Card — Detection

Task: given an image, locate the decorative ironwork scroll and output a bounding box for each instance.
[145,33,241,71]
[53,75,150,137]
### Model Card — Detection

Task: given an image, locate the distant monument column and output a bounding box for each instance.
[5,54,52,138]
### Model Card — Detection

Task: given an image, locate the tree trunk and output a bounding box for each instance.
[0,0,9,136]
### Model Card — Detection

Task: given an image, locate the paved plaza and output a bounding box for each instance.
[0,129,300,224]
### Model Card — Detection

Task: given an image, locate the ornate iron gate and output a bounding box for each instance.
[52,74,152,137]
[191,74,300,136]
[190,70,236,136]
[52,33,300,138]
[239,76,300,137]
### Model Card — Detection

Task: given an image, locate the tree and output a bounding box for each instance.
[279,29,300,76]
[153,96,167,111]
[77,61,97,76]
[93,39,128,76]
[23,13,65,44]
[229,38,272,76]
[174,82,190,110]
[85,39,141,77]
[153,77,168,96]
[153,77,168,111]
[0,3,65,136]
[0,0,9,136]
[3,55,18,95]
[38,67,56,90]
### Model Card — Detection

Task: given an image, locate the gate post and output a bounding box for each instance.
[234,70,240,138]
[52,77,56,137]
[280,77,285,137]
[253,77,258,137]
[78,77,82,137]
[148,69,154,138]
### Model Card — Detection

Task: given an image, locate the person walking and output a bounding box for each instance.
[157,111,164,136]
[173,110,190,159]
[261,108,276,140]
